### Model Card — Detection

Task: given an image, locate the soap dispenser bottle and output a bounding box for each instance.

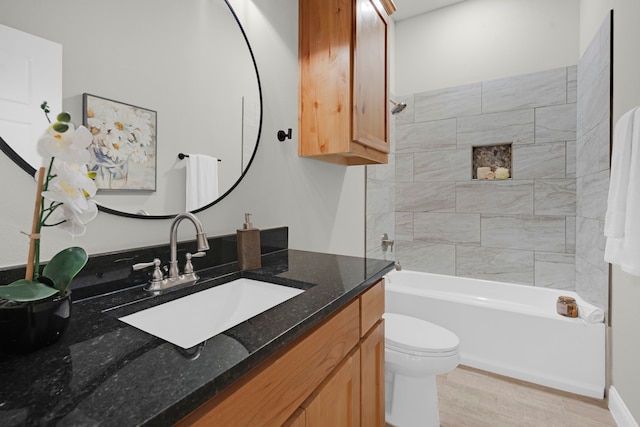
[237,213,261,270]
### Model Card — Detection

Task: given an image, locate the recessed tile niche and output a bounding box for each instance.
[472,143,512,179]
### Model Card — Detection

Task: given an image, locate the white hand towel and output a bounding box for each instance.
[604,108,636,264]
[185,154,219,211]
[604,107,640,276]
[578,304,605,324]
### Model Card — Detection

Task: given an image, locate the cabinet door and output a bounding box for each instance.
[282,408,306,427]
[302,349,361,427]
[352,0,389,155]
[298,0,352,158]
[361,321,385,427]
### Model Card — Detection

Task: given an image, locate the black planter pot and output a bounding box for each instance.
[0,291,72,354]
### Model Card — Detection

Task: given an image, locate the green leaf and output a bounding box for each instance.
[42,247,88,293]
[0,279,59,302]
[0,248,88,302]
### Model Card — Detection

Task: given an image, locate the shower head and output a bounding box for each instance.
[390,99,407,115]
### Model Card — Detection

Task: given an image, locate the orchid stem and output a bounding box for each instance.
[26,167,46,281]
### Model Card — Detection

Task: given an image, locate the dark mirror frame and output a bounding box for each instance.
[0,0,262,220]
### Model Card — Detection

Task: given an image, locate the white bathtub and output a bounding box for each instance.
[384,270,606,399]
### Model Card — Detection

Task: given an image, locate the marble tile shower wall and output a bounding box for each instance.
[366,112,396,261]
[575,14,611,310]
[392,66,579,289]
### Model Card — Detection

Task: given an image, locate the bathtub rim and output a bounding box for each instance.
[384,269,604,324]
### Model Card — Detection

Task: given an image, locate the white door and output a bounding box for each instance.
[0,24,62,170]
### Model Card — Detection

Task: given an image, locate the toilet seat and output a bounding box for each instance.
[384,313,459,357]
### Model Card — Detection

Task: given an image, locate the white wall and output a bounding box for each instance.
[0,0,365,269]
[394,0,580,95]
[388,17,397,96]
[579,0,614,56]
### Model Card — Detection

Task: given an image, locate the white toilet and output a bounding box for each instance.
[384,313,460,427]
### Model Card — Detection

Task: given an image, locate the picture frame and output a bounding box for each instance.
[82,93,157,191]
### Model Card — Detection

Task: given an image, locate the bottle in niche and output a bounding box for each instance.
[237,213,261,270]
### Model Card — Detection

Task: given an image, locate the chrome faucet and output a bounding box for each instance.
[168,212,210,279]
[133,212,209,292]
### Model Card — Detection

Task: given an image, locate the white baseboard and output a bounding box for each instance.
[609,386,639,427]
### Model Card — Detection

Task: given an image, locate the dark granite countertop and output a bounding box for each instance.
[0,248,393,426]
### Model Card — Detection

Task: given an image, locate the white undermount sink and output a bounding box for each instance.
[118,278,304,349]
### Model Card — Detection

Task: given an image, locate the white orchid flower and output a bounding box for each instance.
[38,124,92,165]
[42,163,95,215]
[53,160,98,198]
[47,199,98,237]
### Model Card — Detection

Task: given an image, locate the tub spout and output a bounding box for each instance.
[395,261,402,271]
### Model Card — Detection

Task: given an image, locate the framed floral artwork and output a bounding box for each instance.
[82,93,157,191]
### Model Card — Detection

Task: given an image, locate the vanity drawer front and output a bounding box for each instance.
[360,279,385,337]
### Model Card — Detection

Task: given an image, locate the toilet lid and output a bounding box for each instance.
[383,313,459,357]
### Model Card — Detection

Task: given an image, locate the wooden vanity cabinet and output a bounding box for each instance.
[177,279,385,427]
[298,0,396,165]
[290,279,385,427]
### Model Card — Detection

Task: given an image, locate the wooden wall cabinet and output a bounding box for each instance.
[298,0,396,166]
[178,280,385,427]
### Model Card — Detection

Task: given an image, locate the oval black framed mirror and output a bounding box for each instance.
[0,0,262,219]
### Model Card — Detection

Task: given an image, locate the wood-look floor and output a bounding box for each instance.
[388,365,617,427]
